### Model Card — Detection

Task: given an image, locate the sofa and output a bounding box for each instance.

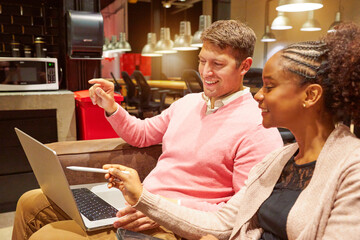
[45,138,161,185]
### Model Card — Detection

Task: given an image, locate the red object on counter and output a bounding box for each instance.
[74,90,124,140]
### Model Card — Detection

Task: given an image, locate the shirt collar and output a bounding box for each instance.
[202,87,250,115]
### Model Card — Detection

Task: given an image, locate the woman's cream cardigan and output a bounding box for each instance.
[135,124,360,239]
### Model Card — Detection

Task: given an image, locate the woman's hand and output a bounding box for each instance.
[103,164,143,206]
[200,234,219,240]
[88,78,118,115]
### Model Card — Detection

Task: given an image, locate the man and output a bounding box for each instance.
[12,20,283,240]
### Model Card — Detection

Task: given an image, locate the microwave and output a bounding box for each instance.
[0,57,59,91]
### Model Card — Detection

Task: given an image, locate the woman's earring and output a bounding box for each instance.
[303,103,306,108]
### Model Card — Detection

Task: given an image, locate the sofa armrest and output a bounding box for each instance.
[45,138,161,185]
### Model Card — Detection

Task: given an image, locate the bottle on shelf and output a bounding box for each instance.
[34,37,47,58]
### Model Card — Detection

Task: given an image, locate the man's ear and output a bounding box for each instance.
[240,57,253,75]
[303,84,323,108]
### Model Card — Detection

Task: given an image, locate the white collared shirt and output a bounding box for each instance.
[202,87,250,115]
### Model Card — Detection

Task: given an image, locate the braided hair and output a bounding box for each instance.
[281,22,360,125]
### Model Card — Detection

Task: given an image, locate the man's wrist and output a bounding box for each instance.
[105,103,119,117]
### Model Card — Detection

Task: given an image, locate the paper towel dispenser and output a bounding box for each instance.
[66,10,104,59]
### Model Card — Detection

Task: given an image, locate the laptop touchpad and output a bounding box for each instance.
[90,183,127,209]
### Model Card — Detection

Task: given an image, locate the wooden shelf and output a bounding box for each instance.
[0,1,61,58]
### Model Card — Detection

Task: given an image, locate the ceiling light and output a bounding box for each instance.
[115,32,131,52]
[328,0,342,33]
[141,33,162,57]
[192,15,211,48]
[162,1,171,8]
[173,21,199,51]
[102,37,111,57]
[103,35,118,54]
[261,25,276,42]
[328,11,341,33]
[276,0,323,12]
[301,11,321,31]
[271,12,293,30]
[262,0,276,43]
[103,37,110,51]
[155,27,177,54]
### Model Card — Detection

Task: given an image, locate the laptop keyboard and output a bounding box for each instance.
[71,188,118,221]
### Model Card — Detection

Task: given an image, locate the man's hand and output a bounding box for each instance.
[88,78,118,115]
[113,206,159,231]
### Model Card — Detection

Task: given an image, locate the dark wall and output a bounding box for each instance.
[213,0,231,21]
[128,2,151,53]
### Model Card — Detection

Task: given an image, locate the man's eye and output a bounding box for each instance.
[199,60,206,65]
[214,62,223,66]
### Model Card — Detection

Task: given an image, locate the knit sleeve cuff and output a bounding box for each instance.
[105,103,120,118]
[132,188,162,211]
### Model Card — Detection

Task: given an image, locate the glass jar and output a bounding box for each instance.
[24,45,32,57]
[34,37,46,58]
[10,40,21,57]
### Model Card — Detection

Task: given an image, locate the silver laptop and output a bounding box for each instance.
[15,128,127,231]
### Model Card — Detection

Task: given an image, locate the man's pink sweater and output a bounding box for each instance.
[107,92,283,211]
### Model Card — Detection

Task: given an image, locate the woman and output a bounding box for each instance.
[105,22,360,240]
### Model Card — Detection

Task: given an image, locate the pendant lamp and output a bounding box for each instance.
[141,33,162,57]
[140,1,161,57]
[191,15,212,48]
[173,21,198,51]
[276,0,323,12]
[328,0,342,32]
[104,35,118,54]
[102,37,111,57]
[155,27,177,54]
[115,32,131,52]
[261,26,276,42]
[262,0,276,43]
[103,37,110,52]
[271,12,292,30]
[328,12,341,33]
[328,0,343,33]
[300,11,321,31]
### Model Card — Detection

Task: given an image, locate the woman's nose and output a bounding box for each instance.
[254,89,264,102]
